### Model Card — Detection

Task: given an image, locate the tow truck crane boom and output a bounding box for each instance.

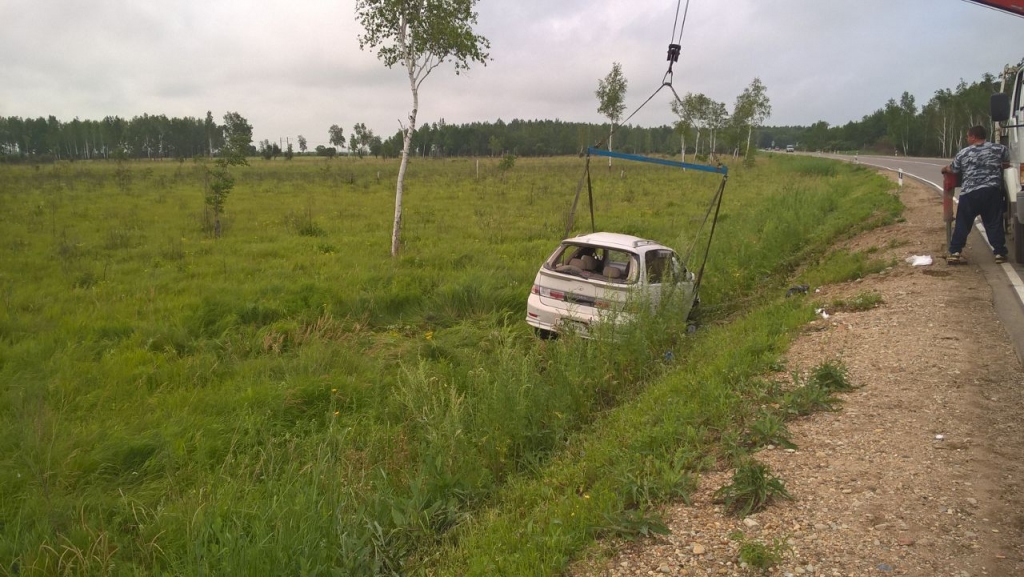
[965,0,1024,16]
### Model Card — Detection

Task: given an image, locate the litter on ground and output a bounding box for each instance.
[905,255,933,266]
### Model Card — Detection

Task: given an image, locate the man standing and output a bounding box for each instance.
[941,125,1011,264]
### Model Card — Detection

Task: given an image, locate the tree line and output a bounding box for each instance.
[764,72,1008,156]
[0,112,237,161]
[0,72,1008,164]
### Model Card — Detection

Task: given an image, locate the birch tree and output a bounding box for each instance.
[595,62,628,167]
[671,93,713,162]
[204,112,251,237]
[355,0,489,257]
[328,124,346,154]
[732,77,771,157]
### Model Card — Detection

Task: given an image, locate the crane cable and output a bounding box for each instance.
[567,0,726,294]
[665,0,691,85]
[590,0,696,153]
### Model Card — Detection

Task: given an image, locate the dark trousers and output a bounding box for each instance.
[949,186,1007,256]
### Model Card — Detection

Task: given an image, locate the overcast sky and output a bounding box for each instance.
[1,0,1020,148]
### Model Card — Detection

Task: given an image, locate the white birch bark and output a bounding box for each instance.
[391,12,417,258]
[608,126,614,168]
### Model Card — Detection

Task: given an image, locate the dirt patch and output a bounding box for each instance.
[569,176,1024,576]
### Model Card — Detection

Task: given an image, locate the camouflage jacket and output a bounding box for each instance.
[951,141,1009,195]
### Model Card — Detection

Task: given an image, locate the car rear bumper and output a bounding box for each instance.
[526,295,599,335]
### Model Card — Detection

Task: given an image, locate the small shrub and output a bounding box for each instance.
[285,206,327,237]
[497,154,516,172]
[114,162,132,193]
[298,221,326,237]
[714,459,792,517]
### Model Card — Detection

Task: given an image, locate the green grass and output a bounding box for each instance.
[0,154,899,575]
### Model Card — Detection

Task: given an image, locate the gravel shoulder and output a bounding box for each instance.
[569,175,1024,577]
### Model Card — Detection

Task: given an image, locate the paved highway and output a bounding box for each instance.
[817,153,1024,364]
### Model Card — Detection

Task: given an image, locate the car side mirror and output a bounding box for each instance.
[991,93,1010,123]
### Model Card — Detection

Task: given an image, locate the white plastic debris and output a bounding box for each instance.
[905,255,933,266]
[935,434,944,440]
[815,308,831,320]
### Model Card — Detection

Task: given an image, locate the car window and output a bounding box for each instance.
[548,244,637,283]
[645,250,680,284]
[601,249,636,283]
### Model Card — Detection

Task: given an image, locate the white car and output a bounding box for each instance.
[526,232,697,337]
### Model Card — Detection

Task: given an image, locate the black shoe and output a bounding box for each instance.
[947,252,963,264]
[995,254,1007,264]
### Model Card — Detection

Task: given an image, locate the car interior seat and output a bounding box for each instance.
[603,266,622,279]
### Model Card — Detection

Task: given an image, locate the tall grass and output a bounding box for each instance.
[0,154,898,575]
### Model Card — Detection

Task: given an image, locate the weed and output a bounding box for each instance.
[617,456,697,509]
[782,379,841,416]
[800,249,893,288]
[596,508,671,541]
[738,537,790,571]
[745,411,796,450]
[719,429,749,467]
[830,290,883,312]
[163,236,186,261]
[808,359,854,392]
[285,206,326,237]
[714,459,793,517]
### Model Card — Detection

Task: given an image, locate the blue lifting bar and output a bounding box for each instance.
[587,147,727,175]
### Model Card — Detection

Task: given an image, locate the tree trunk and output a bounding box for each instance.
[746,125,753,156]
[392,54,419,258]
[608,125,614,168]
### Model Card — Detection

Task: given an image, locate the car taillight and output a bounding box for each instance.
[533,285,567,301]
[534,285,609,309]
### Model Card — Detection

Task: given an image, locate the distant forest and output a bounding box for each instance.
[0,71,1006,163]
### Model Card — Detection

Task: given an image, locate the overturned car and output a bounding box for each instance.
[526,232,697,338]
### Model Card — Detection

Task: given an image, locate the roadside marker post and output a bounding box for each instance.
[943,172,957,250]
[898,168,904,187]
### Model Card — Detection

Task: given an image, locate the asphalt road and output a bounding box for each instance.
[817,152,1024,365]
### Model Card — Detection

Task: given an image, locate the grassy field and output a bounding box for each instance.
[0,153,900,576]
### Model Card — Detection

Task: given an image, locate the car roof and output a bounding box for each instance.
[564,232,672,252]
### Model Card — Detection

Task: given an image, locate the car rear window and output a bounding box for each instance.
[547,244,638,283]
